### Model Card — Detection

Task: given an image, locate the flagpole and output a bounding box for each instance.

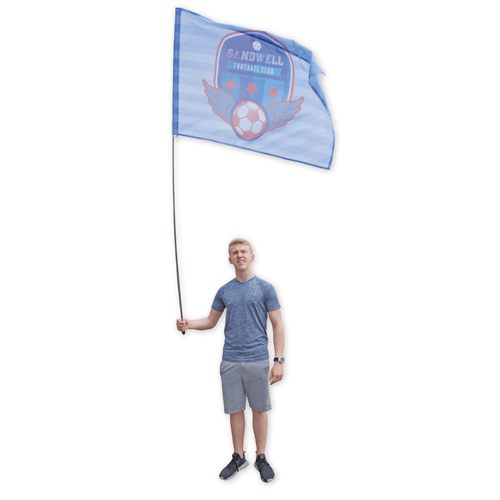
[172,134,185,334]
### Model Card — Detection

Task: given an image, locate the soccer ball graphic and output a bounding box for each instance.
[231,100,268,140]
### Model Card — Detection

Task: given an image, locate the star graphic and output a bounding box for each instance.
[245,82,258,97]
[225,79,236,92]
[267,86,280,100]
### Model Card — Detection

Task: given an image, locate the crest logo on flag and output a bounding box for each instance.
[202,31,304,141]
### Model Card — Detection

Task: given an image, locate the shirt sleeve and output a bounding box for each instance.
[264,284,281,312]
[211,287,226,312]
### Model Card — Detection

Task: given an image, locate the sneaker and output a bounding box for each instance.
[219,452,249,480]
[254,454,275,482]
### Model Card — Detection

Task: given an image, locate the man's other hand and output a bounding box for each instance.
[269,362,283,385]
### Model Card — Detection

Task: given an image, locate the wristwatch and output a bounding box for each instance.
[274,357,285,364]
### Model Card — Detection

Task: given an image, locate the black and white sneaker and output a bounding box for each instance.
[254,454,275,482]
[219,452,249,480]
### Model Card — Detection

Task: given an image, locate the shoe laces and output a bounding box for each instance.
[229,453,243,471]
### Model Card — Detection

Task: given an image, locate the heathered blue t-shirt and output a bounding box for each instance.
[211,276,281,363]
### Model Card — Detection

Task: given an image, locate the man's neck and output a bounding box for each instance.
[235,269,255,282]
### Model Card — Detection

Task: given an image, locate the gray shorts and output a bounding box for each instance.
[220,359,272,414]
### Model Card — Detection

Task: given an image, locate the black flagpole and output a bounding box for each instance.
[172,134,185,334]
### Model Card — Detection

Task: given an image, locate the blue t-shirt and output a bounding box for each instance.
[211,276,281,362]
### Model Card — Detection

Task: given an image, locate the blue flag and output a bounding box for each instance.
[173,8,335,170]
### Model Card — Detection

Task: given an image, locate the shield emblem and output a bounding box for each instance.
[203,31,304,141]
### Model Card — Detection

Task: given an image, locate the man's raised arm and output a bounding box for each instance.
[176,308,223,333]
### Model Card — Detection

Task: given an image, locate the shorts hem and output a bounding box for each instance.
[224,407,246,414]
[249,405,272,412]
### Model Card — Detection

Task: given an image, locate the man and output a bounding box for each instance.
[176,238,285,483]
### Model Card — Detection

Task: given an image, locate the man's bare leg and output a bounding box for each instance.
[230,411,245,458]
[252,409,268,457]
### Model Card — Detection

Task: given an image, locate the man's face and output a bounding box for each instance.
[228,244,254,271]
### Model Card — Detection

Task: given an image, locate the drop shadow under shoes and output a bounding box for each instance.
[219,452,249,480]
[254,454,275,482]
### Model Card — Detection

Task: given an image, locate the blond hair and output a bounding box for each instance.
[228,238,253,255]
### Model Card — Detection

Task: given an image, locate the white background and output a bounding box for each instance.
[1,1,499,498]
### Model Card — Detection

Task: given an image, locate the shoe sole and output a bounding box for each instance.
[254,462,275,482]
[219,460,249,480]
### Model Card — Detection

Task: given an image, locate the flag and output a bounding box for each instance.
[172,8,335,170]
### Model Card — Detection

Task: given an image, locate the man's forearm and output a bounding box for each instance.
[186,317,216,330]
[270,322,285,385]
[273,324,284,357]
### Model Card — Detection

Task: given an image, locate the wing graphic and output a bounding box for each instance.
[266,97,305,133]
[202,80,235,124]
